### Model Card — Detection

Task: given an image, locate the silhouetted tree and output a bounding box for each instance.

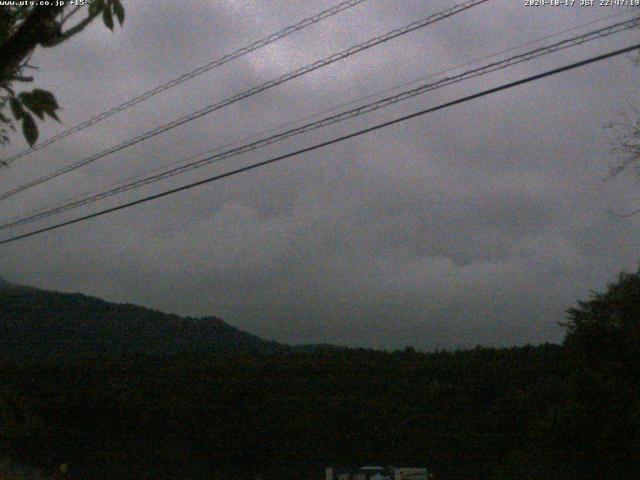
[0,1,124,149]
[541,268,640,479]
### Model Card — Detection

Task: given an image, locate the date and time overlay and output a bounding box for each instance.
[1,0,638,8]
[526,0,640,6]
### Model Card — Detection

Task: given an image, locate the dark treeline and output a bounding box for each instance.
[1,269,639,479]
[1,346,566,480]
[0,284,284,362]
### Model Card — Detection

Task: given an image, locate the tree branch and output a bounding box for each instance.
[8,75,33,82]
[60,5,82,26]
[43,9,102,47]
[0,6,64,78]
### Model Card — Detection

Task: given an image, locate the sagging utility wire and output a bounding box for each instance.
[2,15,638,232]
[1,42,638,246]
[0,0,489,202]
[1,0,371,166]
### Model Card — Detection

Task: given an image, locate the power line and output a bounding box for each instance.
[3,15,638,231]
[0,0,490,202]
[42,9,633,210]
[6,9,635,229]
[1,0,370,166]
[3,15,637,229]
[1,42,638,246]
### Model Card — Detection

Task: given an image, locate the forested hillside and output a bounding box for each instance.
[1,270,639,479]
[1,346,566,480]
[0,280,283,362]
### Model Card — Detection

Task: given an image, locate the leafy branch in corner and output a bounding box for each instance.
[0,0,124,153]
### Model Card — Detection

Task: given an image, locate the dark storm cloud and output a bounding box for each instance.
[2,0,640,350]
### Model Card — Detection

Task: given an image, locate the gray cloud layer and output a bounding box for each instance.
[2,0,640,350]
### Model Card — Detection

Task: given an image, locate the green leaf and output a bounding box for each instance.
[17,89,60,121]
[18,92,43,120]
[113,0,125,25]
[9,97,23,120]
[21,113,38,147]
[44,109,60,122]
[103,5,114,31]
[17,91,32,106]
[89,0,105,17]
[31,89,59,110]
[31,108,45,120]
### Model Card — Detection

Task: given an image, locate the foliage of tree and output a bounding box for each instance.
[0,1,124,150]
[559,268,640,479]
[564,268,640,362]
[0,345,567,480]
[493,268,640,479]
[1,270,639,479]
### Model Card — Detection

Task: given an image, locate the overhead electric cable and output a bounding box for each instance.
[0,0,489,202]
[2,15,638,231]
[1,42,638,246]
[1,0,370,165]
[24,3,628,226]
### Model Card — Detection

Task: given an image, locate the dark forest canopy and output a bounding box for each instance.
[0,281,285,362]
[0,268,639,479]
[1,346,567,480]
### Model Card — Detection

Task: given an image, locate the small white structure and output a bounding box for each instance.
[393,468,429,480]
[326,466,428,480]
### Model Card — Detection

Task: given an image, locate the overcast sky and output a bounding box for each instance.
[2,0,640,350]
